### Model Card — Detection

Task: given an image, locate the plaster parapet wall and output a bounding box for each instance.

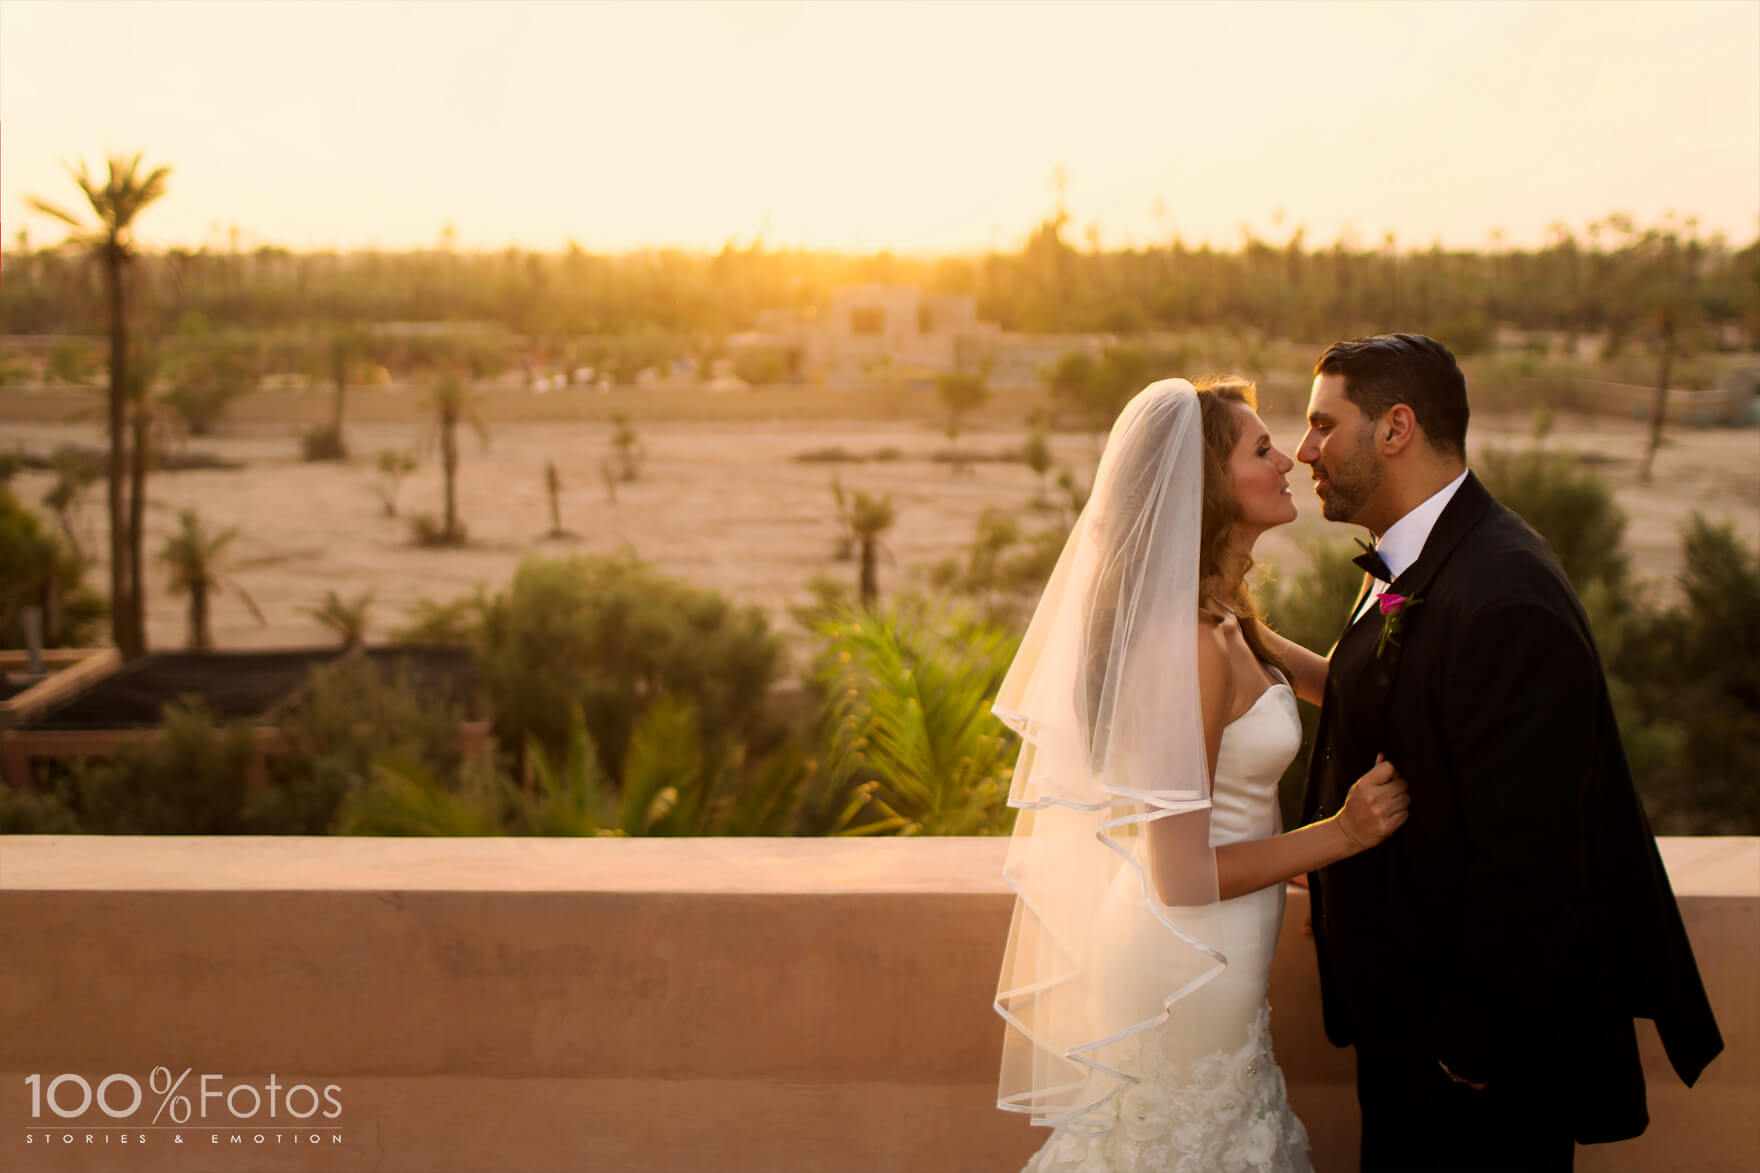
[1,836,1753,1173]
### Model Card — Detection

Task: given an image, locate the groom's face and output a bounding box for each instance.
[1297,374,1383,525]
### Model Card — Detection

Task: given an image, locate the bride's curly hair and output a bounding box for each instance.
[1194,374,1287,678]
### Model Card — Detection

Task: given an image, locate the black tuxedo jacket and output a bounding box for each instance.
[1302,472,1723,1144]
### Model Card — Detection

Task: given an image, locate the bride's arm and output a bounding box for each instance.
[1255,621,1328,706]
[1143,621,1231,906]
[1148,618,1406,904]
[1215,757,1408,900]
[1217,611,1403,903]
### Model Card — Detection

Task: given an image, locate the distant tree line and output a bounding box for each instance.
[6,211,1755,358]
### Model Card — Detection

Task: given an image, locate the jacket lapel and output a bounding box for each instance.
[1383,470,1494,606]
[1333,471,1495,742]
[1329,570,1377,656]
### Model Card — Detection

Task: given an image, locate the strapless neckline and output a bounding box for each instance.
[1226,681,1294,731]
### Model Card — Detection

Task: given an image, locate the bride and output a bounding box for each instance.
[993,376,1410,1172]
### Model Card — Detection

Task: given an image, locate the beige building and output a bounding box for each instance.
[734,284,1004,384]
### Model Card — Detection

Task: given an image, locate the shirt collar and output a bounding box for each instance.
[1375,468,1470,582]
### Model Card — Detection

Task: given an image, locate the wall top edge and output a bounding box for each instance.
[0,836,1753,898]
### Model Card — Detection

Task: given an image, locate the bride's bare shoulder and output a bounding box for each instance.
[1195,616,1234,696]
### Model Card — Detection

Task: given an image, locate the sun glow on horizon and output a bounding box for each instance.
[2,0,1756,258]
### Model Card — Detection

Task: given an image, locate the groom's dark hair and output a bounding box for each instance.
[1314,333,1468,458]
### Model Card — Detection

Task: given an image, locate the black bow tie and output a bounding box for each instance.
[1352,539,1393,584]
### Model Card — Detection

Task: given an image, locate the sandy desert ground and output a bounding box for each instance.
[4,399,1756,662]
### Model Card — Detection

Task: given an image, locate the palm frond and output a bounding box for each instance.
[849,490,896,537]
[617,697,702,835]
[813,602,1020,836]
[464,407,491,450]
[24,196,88,232]
[160,510,250,600]
[132,166,172,216]
[518,703,617,835]
[718,746,813,836]
[336,752,501,836]
[220,576,268,626]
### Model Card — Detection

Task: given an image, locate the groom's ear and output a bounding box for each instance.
[1379,404,1420,457]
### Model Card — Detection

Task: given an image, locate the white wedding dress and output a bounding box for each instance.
[1019,680,1314,1173]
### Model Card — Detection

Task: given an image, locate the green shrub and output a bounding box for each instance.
[0,488,107,649]
[927,508,1068,628]
[732,346,789,386]
[1257,538,1366,656]
[1476,446,1630,595]
[160,340,257,435]
[1432,313,1493,357]
[0,778,85,833]
[478,554,787,776]
[391,589,490,645]
[3,699,256,834]
[1608,517,1760,833]
[300,424,348,461]
[409,512,466,547]
[249,652,477,834]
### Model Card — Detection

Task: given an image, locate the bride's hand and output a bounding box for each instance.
[1336,754,1410,853]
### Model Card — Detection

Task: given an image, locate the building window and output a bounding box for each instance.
[850,307,886,335]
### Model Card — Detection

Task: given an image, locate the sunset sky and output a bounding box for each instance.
[2,0,1756,256]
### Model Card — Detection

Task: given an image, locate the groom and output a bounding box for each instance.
[1295,334,1722,1171]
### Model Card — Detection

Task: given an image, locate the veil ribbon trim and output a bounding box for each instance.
[991,379,1228,1135]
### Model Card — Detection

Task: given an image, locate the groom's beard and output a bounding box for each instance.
[1314,435,1382,524]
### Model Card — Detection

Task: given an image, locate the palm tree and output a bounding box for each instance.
[304,324,372,460]
[847,491,896,609]
[327,326,368,452]
[544,461,569,538]
[829,473,856,560]
[41,447,102,560]
[27,152,171,660]
[299,588,374,648]
[420,370,489,543]
[1021,423,1054,502]
[1637,305,1677,484]
[1055,465,1091,527]
[610,412,645,482]
[160,508,266,650]
[373,448,418,517]
[126,346,163,633]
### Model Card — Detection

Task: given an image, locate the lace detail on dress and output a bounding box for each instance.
[1019,1004,1312,1173]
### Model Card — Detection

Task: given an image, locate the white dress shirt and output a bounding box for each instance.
[1351,468,1471,625]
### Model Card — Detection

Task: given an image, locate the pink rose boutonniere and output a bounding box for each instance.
[1374,592,1422,658]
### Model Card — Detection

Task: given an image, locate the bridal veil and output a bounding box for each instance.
[993,378,1227,1135]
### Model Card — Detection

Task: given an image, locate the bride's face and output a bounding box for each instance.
[1225,403,1298,532]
